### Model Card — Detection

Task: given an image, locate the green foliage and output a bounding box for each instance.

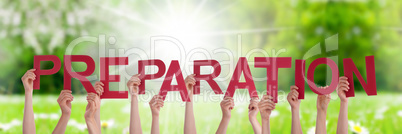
[224,0,402,92]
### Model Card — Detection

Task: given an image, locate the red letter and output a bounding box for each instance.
[193,60,222,94]
[255,57,292,103]
[64,55,96,93]
[295,59,306,99]
[138,60,166,94]
[33,55,61,90]
[225,57,257,99]
[159,61,189,102]
[343,56,377,97]
[307,58,338,95]
[100,57,129,99]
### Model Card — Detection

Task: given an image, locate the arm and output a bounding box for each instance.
[53,90,74,134]
[127,74,143,134]
[259,95,275,134]
[336,76,349,134]
[288,86,302,134]
[85,93,101,134]
[216,97,234,134]
[22,69,36,134]
[315,92,331,134]
[94,82,104,133]
[150,95,164,134]
[184,74,197,134]
[248,97,261,134]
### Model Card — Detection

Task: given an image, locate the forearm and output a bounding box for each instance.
[291,108,302,134]
[216,117,230,134]
[52,114,70,134]
[23,92,36,134]
[95,101,101,133]
[151,115,160,134]
[130,95,143,134]
[336,101,348,134]
[261,119,270,134]
[184,101,197,134]
[85,118,100,134]
[249,116,261,134]
[315,110,327,134]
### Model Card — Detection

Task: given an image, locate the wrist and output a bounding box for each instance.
[25,90,33,95]
[318,108,327,113]
[222,113,231,119]
[61,111,71,116]
[152,114,159,118]
[61,113,71,119]
[341,99,348,103]
[261,117,270,123]
[221,116,231,122]
[291,107,300,113]
[248,116,258,123]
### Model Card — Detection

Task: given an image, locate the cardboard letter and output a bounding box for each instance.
[255,57,292,103]
[307,58,338,95]
[159,61,189,102]
[100,57,129,99]
[33,55,61,90]
[343,55,377,97]
[193,60,222,94]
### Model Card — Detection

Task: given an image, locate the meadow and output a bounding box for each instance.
[0,92,401,134]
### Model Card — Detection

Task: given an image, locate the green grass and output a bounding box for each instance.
[0,92,401,134]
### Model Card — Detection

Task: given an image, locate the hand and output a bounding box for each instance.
[185,74,196,90]
[127,74,141,96]
[220,96,234,118]
[287,86,300,109]
[94,82,104,113]
[248,97,259,118]
[258,95,276,121]
[85,93,98,119]
[94,82,104,97]
[336,76,349,102]
[149,95,164,116]
[185,74,196,99]
[21,69,36,93]
[57,90,74,115]
[317,92,331,112]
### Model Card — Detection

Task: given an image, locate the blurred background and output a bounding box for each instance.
[0,0,401,133]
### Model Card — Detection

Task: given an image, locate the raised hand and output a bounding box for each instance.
[150,95,164,134]
[22,69,37,134]
[248,97,259,119]
[248,97,261,134]
[216,96,234,134]
[287,86,302,134]
[337,76,349,102]
[53,90,74,134]
[21,69,36,93]
[316,86,331,134]
[220,96,234,118]
[127,74,141,96]
[127,74,143,134]
[317,92,331,112]
[259,95,275,134]
[149,95,164,116]
[184,74,197,134]
[85,93,100,134]
[287,86,300,109]
[258,95,275,120]
[94,82,104,133]
[185,74,196,90]
[337,76,350,134]
[57,90,74,115]
[85,93,98,119]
